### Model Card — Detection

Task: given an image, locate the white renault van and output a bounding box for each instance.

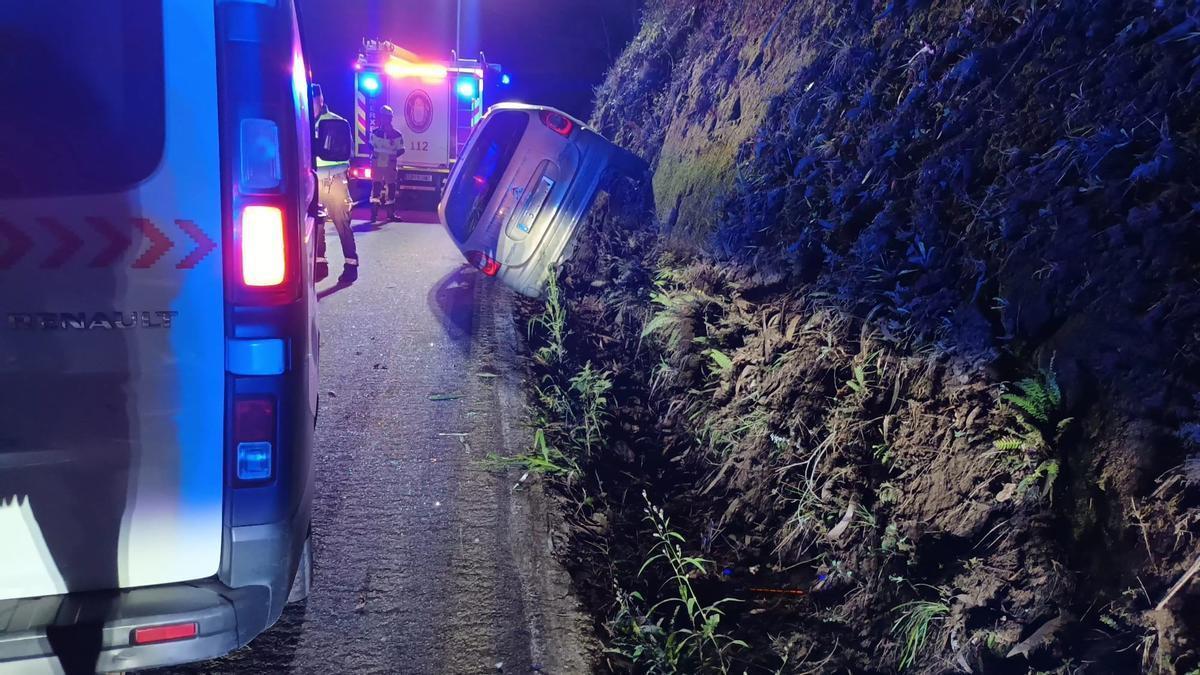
[0,1,318,672]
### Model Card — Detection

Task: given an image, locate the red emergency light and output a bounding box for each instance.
[384,60,448,81]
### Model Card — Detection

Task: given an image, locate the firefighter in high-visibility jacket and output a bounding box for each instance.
[369,106,405,222]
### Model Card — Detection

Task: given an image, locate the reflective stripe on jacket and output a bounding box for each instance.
[370,127,405,171]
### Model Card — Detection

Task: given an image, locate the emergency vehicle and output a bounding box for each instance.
[350,39,501,200]
[0,1,318,671]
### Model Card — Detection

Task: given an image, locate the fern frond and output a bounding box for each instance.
[994,437,1025,452]
[1016,459,1059,500]
[1003,391,1048,423]
[642,312,677,339]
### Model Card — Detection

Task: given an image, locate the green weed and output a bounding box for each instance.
[535,382,572,425]
[696,406,768,456]
[882,522,913,555]
[568,363,613,456]
[855,504,877,530]
[607,587,683,673]
[876,482,900,505]
[843,350,883,400]
[648,358,675,395]
[873,441,894,466]
[530,363,614,461]
[846,364,870,395]
[705,348,734,375]
[985,631,1003,654]
[530,272,568,367]
[481,429,580,479]
[606,493,748,673]
[891,598,949,669]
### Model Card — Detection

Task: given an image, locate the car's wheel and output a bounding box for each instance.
[286,535,312,604]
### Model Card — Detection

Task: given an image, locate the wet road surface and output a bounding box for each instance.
[153,213,594,674]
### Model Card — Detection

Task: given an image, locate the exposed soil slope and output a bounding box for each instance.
[521,0,1200,672]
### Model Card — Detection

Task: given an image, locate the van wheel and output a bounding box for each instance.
[287,535,312,604]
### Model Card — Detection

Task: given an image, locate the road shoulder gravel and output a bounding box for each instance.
[470,277,601,674]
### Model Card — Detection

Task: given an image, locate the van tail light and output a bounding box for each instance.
[466,251,501,276]
[539,110,574,137]
[132,622,198,646]
[234,396,275,482]
[241,206,287,287]
[350,166,372,180]
[218,1,304,307]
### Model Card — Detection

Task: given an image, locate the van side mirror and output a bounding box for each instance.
[315,117,353,164]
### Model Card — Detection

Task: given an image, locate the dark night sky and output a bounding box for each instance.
[297,0,641,121]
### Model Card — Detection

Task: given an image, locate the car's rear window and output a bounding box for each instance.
[0,1,165,198]
[444,111,529,242]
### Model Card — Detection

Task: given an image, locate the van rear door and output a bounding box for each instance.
[0,1,225,599]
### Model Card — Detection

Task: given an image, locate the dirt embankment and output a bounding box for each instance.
[520,0,1200,672]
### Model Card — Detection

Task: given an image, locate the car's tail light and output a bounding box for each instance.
[466,250,501,276]
[132,622,198,646]
[539,110,574,137]
[234,396,275,482]
[241,205,287,287]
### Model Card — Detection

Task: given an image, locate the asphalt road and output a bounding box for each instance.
[154,212,594,675]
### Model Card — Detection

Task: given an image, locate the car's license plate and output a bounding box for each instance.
[517,176,556,233]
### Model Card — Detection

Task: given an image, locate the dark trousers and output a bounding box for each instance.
[316,168,357,263]
[370,179,399,220]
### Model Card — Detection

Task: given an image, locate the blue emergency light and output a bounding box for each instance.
[360,73,381,95]
[501,73,512,86]
[457,78,477,99]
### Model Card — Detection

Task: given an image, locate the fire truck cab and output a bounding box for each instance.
[350,40,500,206]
